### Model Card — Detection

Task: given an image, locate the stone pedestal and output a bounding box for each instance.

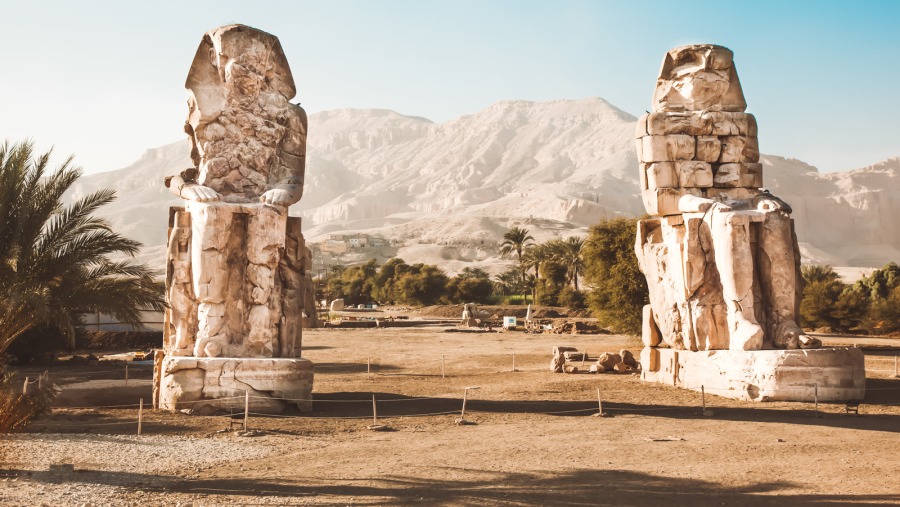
[641,347,865,402]
[157,356,313,414]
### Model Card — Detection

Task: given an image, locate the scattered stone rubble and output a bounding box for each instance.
[550,346,640,374]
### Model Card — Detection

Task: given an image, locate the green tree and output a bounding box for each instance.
[550,236,585,291]
[395,264,448,305]
[493,268,524,297]
[864,285,900,335]
[0,140,164,357]
[800,277,845,330]
[446,268,493,304]
[856,262,900,334]
[521,243,552,304]
[582,218,648,334]
[325,260,378,306]
[499,226,535,262]
[372,257,409,304]
[500,226,534,290]
[855,262,900,300]
[801,265,840,285]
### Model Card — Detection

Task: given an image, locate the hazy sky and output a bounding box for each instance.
[1,0,898,174]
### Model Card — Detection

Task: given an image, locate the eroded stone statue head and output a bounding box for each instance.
[652,44,746,112]
[177,24,307,203]
[185,24,296,126]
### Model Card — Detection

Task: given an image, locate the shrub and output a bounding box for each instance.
[0,371,59,433]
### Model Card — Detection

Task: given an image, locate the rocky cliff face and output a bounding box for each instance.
[70,98,899,273]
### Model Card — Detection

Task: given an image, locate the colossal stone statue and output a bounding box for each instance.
[153,25,315,413]
[635,45,864,401]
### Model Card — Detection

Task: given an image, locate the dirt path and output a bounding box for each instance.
[2,327,899,506]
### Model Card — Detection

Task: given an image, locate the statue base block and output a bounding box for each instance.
[640,347,865,402]
[157,356,313,414]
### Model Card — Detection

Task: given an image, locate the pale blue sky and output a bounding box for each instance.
[1,0,897,174]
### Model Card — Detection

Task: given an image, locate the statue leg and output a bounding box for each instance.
[189,204,232,357]
[244,205,287,357]
[708,209,764,350]
[758,212,821,349]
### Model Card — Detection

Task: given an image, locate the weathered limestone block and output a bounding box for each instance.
[641,305,661,347]
[642,188,702,216]
[641,347,865,402]
[705,187,760,202]
[620,349,638,368]
[714,163,762,188]
[645,163,677,189]
[708,112,757,136]
[597,353,622,370]
[635,114,649,138]
[550,353,566,373]
[695,136,722,163]
[158,356,313,413]
[640,135,696,163]
[644,111,713,136]
[718,136,755,163]
[677,161,713,188]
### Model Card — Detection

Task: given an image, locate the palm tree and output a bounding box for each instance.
[552,236,585,291]
[499,226,535,262]
[522,243,551,304]
[0,140,165,357]
[500,226,534,290]
[801,265,840,285]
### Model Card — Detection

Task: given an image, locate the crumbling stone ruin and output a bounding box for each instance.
[550,346,640,374]
[635,45,864,401]
[154,25,316,413]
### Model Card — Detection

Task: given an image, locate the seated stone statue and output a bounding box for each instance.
[634,44,820,352]
[163,25,312,359]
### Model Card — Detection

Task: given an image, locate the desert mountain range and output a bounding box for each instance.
[67,97,899,276]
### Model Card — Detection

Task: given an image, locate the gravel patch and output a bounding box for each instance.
[0,432,281,506]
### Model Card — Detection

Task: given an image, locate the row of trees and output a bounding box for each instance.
[800,263,900,335]
[324,259,492,307]
[498,226,587,307]
[322,220,649,334]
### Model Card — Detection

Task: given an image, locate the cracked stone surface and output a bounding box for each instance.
[155,25,315,413]
[634,45,811,353]
[640,347,866,402]
[634,45,861,401]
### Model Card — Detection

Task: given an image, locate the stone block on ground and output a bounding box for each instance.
[597,352,623,370]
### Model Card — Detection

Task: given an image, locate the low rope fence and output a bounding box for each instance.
[13,349,899,435]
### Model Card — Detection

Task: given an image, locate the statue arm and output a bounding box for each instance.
[164,168,220,202]
[261,180,303,207]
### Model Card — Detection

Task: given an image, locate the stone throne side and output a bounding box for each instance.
[153,203,313,413]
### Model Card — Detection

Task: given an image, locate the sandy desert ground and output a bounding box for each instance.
[2,323,899,506]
